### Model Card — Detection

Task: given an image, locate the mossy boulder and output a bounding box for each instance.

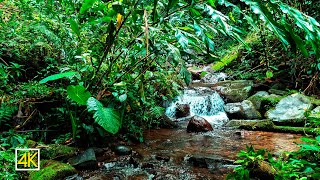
[29,160,77,180]
[247,91,269,110]
[224,120,275,130]
[213,80,253,103]
[41,144,78,160]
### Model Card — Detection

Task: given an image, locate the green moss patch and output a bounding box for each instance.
[29,160,77,180]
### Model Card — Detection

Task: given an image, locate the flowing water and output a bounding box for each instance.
[78,87,303,180]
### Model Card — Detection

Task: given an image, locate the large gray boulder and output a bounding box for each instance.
[266,93,313,123]
[213,80,253,103]
[224,100,261,119]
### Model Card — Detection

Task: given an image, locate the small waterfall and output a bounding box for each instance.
[165,87,229,127]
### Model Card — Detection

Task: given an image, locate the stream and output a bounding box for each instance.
[77,87,303,180]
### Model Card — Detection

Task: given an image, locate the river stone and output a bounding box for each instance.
[29,160,77,180]
[68,148,98,169]
[266,93,313,123]
[213,80,253,103]
[224,102,242,119]
[241,100,262,119]
[224,100,261,119]
[247,91,269,110]
[187,116,213,133]
[175,104,190,118]
[113,145,132,155]
[200,72,228,83]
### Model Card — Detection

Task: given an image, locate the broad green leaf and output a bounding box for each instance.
[87,97,121,134]
[207,0,216,7]
[80,0,96,14]
[67,85,91,105]
[266,70,273,78]
[175,30,188,49]
[68,18,80,37]
[39,71,78,84]
[119,94,127,102]
[180,66,191,86]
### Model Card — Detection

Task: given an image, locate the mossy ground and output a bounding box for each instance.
[29,160,77,180]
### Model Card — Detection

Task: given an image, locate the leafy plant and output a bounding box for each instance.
[87,97,121,134]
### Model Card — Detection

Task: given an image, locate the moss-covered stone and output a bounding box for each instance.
[273,126,320,136]
[247,91,269,110]
[225,120,275,130]
[41,144,78,160]
[213,80,254,103]
[26,140,38,148]
[29,160,77,180]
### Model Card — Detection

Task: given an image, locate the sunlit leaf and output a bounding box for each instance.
[67,85,91,105]
[39,72,78,84]
[80,0,96,14]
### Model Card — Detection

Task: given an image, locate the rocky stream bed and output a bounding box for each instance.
[28,68,320,180]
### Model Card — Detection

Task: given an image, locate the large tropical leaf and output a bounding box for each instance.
[80,0,97,14]
[87,97,121,134]
[67,85,91,105]
[39,71,78,84]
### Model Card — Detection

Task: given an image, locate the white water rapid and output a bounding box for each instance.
[165,87,229,127]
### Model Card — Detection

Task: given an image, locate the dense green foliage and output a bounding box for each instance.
[0,0,320,178]
[227,136,320,179]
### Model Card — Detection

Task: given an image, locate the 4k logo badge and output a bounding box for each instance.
[15,148,40,171]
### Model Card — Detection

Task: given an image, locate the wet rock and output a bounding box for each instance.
[41,144,78,160]
[250,160,276,180]
[187,155,234,169]
[224,102,242,119]
[268,89,287,96]
[154,174,178,180]
[175,104,190,118]
[187,66,203,80]
[213,80,253,103]
[187,116,213,133]
[266,93,313,124]
[68,148,98,170]
[224,100,261,119]
[200,72,228,84]
[247,91,269,110]
[241,100,262,119]
[29,160,77,180]
[160,115,178,129]
[224,120,275,130]
[155,154,170,162]
[141,162,154,169]
[113,145,132,156]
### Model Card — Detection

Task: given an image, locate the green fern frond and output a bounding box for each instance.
[0,103,18,126]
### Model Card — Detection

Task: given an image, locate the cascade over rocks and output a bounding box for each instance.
[266,93,313,124]
[187,115,213,133]
[212,80,253,103]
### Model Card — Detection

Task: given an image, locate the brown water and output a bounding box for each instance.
[79,126,302,180]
